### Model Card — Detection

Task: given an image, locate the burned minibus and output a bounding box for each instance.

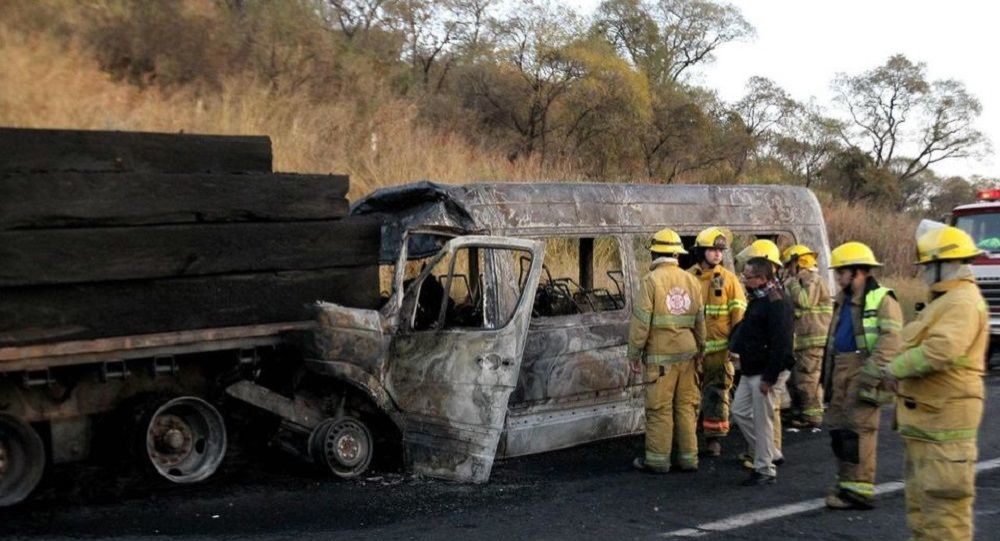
[228,181,832,484]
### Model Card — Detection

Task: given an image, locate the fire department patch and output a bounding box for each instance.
[666,287,692,315]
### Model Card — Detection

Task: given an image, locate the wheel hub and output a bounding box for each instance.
[308,416,372,478]
[335,433,360,462]
[141,397,227,485]
[149,413,194,467]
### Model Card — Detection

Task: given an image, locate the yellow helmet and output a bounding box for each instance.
[781,244,817,265]
[915,225,983,264]
[738,239,783,267]
[829,241,882,268]
[650,227,688,255]
[694,226,730,249]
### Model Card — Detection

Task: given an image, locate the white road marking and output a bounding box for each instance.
[660,457,1000,538]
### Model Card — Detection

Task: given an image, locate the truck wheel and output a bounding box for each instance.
[0,413,45,507]
[143,397,227,484]
[308,417,373,479]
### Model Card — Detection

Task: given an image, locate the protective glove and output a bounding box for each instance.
[857,360,894,406]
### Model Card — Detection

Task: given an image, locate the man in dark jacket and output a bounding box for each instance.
[730,257,795,485]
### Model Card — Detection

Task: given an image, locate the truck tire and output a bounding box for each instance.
[0,413,45,507]
[139,397,227,484]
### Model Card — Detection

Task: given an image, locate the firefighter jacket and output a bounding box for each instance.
[629,259,707,365]
[823,277,903,383]
[688,263,746,355]
[784,268,833,350]
[889,276,987,443]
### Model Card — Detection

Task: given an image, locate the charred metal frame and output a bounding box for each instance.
[301,182,833,481]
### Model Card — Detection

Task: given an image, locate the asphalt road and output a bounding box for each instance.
[5,375,1000,541]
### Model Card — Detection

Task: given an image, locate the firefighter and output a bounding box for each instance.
[781,245,833,429]
[688,227,746,457]
[879,224,986,540]
[630,228,707,473]
[823,241,903,510]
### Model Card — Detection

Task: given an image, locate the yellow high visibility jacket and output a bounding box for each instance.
[823,280,903,368]
[629,259,706,365]
[889,277,987,442]
[687,263,745,354]
[784,268,833,350]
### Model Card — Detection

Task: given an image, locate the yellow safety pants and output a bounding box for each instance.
[790,347,825,424]
[904,438,977,541]
[699,351,733,438]
[644,359,701,469]
[826,352,880,502]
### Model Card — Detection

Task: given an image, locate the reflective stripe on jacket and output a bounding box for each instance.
[860,287,899,353]
[629,259,706,364]
[784,268,833,350]
[822,278,903,392]
[688,264,745,354]
[890,277,987,442]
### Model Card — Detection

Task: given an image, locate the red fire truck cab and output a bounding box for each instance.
[950,188,1000,365]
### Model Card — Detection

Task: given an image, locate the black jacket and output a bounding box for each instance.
[729,285,795,384]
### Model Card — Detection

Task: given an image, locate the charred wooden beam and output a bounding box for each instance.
[0,128,272,174]
[0,172,349,229]
[0,217,380,286]
[0,267,379,347]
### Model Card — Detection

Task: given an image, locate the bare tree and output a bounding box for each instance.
[657,0,755,82]
[394,0,466,88]
[324,0,394,38]
[452,0,497,57]
[734,76,796,139]
[832,54,988,185]
[896,79,989,181]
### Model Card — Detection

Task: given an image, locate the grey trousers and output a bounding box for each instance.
[732,373,778,477]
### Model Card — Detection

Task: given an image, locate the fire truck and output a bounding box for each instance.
[950,188,1000,366]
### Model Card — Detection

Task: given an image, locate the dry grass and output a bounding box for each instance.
[0,28,579,199]
[2,26,927,312]
[822,198,920,278]
[881,275,927,323]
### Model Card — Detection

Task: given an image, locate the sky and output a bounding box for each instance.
[569,0,999,180]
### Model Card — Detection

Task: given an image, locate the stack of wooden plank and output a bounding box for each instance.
[0,128,380,347]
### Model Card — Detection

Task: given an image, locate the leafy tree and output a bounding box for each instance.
[594,0,753,84]
[818,147,897,205]
[461,0,586,160]
[771,101,842,187]
[640,86,752,182]
[559,38,653,176]
[926,175,983,219]
[731,76,797,174]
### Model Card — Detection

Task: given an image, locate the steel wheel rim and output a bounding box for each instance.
[145,397,226,484]
[0,413,45,507]
[309,417,373,479]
